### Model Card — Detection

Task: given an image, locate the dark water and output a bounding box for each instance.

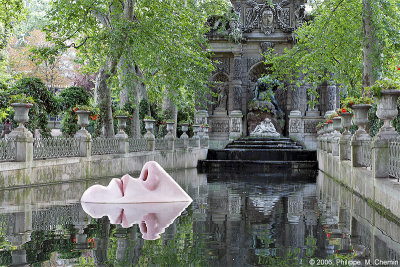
[0,169,399,266]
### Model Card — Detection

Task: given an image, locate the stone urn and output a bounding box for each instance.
[180,123,189,139]
[144,119,155,134]
[352,104,372,137]
[75,110,90,130]
[340,113,353,135]
[375,90,400,139]
[332,117,342,132]
[116,116,128,133]
[166,122,174,134]
[192,124,201,138]
[12,103,33,127]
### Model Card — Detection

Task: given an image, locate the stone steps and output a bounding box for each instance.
[198,136,318,173]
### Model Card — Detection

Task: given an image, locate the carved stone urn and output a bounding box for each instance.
[351,104,371,138]
[192,124,201,138]
[180,123,189,139]
[165,121,175,140]
[12,103,33,127]
[375,90,400,139]
[144,119,155,134]
[339,113,352,136]
[75,110,90,130]
[116,116,128,134]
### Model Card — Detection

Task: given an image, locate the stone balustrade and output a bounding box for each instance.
[0,119,209,163]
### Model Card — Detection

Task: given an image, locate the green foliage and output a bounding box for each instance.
[9,77,58,137]
[144,115,155,120]
[9,93,35,104]
[341,96,374,109]
[0,0,25,51]
[57,86,90,111]
[307,87,320,109]
[265,0,400,95]
[369,79,400,98]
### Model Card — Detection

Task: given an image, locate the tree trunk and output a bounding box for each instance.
[95,57,116,137]
[362,0,379,88]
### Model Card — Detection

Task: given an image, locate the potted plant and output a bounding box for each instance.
[337,107,353,135]
[201,123,210,134]
[10,94,35,126]
[342,96,373,137]
[73,105,99,130]
[370,79,400,138]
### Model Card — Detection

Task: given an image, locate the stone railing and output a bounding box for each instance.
[389,141,400,181]
[33,137,80,160]
[0,138,16,161]
[128,138,148,152]
[91,137,120,155]
[3,115,209,163]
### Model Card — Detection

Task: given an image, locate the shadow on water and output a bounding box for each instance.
[0,169,398,266]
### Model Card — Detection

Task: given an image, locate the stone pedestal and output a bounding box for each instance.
[115,132,128,154]
[229,110,243,140]
[195,110,209,125]
[165,134,175,151]
[74,129,92,157]
[9,126,33,163]
[372,139,391,178]
[339,133,352,160]
[289,110,303,141]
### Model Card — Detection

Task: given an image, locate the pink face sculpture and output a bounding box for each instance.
[81,202,191,240]
[81,161,193,203]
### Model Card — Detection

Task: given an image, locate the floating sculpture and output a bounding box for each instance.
[81,161,193,203]
[81,202,190,240]
[250,118,280,137]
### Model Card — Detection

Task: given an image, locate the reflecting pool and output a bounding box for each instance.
[0,169,399,266]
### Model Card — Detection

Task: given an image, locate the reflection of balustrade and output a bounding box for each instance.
[359,141,372,168]
[155,139,169,150]
[92,137,119,155]
[0,138,16,161]
[389,141,400,181]
[128,138,148,152]
[174,139,185,149]
[33,137,80,159]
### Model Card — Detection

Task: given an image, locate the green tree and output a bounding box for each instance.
[42,0,231,137]
[266,0,400,97]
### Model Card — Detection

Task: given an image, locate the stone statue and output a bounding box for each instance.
[215,83,227,110]
[253,76,283,115]
[250,118,280,137]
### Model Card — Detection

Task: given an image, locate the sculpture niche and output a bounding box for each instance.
[81,161,192,240]
[248,76,285,135]
[250,118,280,137]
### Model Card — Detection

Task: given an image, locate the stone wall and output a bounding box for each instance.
[318,150,400,220]
[0,148,207,189]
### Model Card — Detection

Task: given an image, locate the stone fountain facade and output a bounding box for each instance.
[196,0,342,149]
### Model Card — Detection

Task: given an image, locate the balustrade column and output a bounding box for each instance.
[115,133,128,154]
[74,129,91,157]
[230,52,243,139]
[9,127,33,163]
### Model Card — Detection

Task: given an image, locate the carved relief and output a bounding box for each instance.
[289,119,301,133]
[326,84,337,111]
[210,119,229,133]
[233,57,242,80]
[213,58,230,74]
[260,41,275,54]
[230,118,241,133]
[243,0,293,34]
[294,4,306,29]
[233,85,242,110]
[247,58,263,71]
[304,120,320,133]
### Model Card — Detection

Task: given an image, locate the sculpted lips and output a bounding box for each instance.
[113,174,132,197]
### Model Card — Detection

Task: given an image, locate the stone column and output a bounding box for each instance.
[74,128,92,157]
[231,52,244,138]
[165,127,175,151]
[325,82,337,116]
[339,134,352,160]
[9,126,33,163]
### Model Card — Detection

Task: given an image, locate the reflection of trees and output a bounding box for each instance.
[135,209,211,266]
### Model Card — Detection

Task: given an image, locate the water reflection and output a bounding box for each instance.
[81,202,191,240]
[0,169,398,266]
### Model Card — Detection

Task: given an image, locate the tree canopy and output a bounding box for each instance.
[266,0,400,97]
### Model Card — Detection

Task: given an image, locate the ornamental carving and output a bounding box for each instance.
[294,4,306,29]
[210,119,229,133]
[247,57,263,70]
[326,84,337,111]
[289,119,301,133]
[213,58,230,74]
[233,57,242,80]
[233,85,242,110]
[304,120,320,133]
[260,41,275,54]
[230,118,241,133]
[243,0,293,35]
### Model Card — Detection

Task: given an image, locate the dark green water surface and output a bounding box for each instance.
[0,169,398,266]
